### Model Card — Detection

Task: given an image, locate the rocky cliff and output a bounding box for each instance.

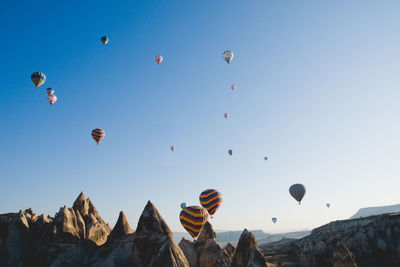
[261,212,400,266]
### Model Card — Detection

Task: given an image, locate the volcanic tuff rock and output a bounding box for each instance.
[261,212,400,266]
[332,241,358,267]
[106,211,133,242]
[179,221,232,267]
[231,229,268,267]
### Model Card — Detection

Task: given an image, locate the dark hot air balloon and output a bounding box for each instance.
[101,36,109,45]
[31,72,46,88]
[272,217,277,224]
[289,183,306,204]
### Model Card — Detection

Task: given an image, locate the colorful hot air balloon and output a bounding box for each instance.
[224,113,228,119]
[91,129,105,144]
[231,85,236,91]
[272,217,277,224]
[180,202,187,209]
[155,55,163,64]
[170,146,175,152]
[289,184,306,204]
[326,203,330,208]
[31,72,46,88]
[101,36,109,45]
[180,206,209,239]
[47,95,57,105]
[222,51,234,64]
[46,88,54,95]
[228,149,233,156]
[264,157,268,161]
[199,189,223,217]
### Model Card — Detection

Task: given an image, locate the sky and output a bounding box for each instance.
[1,0,400,234]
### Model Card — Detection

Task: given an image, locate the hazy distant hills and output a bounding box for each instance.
[350,204,400,219]
[173,229,310,245]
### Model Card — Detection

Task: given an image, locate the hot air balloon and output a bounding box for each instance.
[326,203,330,208]
[46,88,54,95]
[228,149,233,156]
[155,55,163,64]
[272,217,277,224]
[180,206,209,240]
[264,157,268,161]
[31,72,46,88]
[289,184,306,204]
[222,51,234,64]
[91,129,105,144]
[231,85,236,91]
[170,146,175,152]
[47,95,57,105]
[180,202,187,209]
[101,36,109,45]
[224,113,228,119]
[199,189,223,217]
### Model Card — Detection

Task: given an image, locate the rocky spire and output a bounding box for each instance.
[107,211,133,242]
[231,229,267,267]
[136,201,172,237]
[332,241,358,267]
[198,221,216,241]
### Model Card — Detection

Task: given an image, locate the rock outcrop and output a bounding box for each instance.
[261,212,400,266]
[332,241,358,267]
[231,229,268,267]
[107,211,133,242]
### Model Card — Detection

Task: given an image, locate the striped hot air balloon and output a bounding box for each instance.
[91,129,105,144]
[155,55,163,64]
[289,183,306,204]
[199,189,223,217]
[179,206,209,239]
[31,72,46,88]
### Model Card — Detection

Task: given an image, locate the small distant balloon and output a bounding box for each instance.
[272,217,277,224]
[224,113,228,119]
[92,129,105,144]
[228,149,233,156]
[155,55,163,64]
[180,202,187,209]
[31,72,46,88]
[222,51,234,64]
[170,145,175,152]
[326,203,330,208]
[46,88,54,96]
[264,157,268,161]
[47,95,57,105]
[231,85,236,91]
[101,36,109,45]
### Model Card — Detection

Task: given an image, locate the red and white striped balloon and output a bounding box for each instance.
[231,85,235,91]
[155,55,163,64]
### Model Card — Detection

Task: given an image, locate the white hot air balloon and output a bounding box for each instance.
[222,51,234,64]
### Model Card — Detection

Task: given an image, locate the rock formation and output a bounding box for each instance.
[230,229,268,267]
[332,241,358,267]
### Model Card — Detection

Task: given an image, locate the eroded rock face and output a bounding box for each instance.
[107,211,133,242]
[230,229,267,267]
[332,241,358,267]
[179,238,198,267]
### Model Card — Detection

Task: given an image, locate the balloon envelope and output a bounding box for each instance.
[224,113,228,119]
[326,203,330,208]
[264,157,268,161]
[222,51,234,64]
[47,95,57,105]
[180,206,209,239]
[289,184,306,204]
[170,146,175,152]
[199,189,223,216]
[228,149,233,156]
[231,85,235,91]
[272,217,277,224]
[180,202,187,209]
[31,72,46,88]
[46,88,54,95]
[155,55,163,64]
[101,36,109,45]
[91,129,105,144]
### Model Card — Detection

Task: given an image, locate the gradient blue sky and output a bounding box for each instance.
[1,1,400,233]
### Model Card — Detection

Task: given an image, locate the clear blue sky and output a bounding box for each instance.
[1,1,400,233]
